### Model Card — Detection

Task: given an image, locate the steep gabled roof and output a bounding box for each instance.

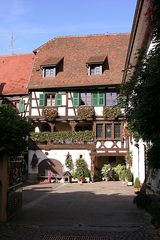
[29,33,130,89]
[0,53,35,95]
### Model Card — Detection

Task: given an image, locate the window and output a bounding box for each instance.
[105,124,112,138]
[43,67,56,77]
[106,92,118,106]
[114,123,121,138]
[80,93,92,105]
[46,94,56,106]
[92,92,105,106]
[96,124,103,138]
[89,65,102,76]
[39,93,62,106]
[96,122,121,139]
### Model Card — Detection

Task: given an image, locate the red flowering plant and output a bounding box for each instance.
[103,106,121,119]
[42,107,58,121]
[77,106,95,120]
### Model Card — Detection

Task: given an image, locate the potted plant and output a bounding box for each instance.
[101,164,111,181]
[77,106,95,120]
[125,168,133,186]
[103,106,121,119]
[42,107,58,121]
[74,156,90,183]
[134,177,141,193]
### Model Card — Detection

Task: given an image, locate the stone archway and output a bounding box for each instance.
[38,158,63,179]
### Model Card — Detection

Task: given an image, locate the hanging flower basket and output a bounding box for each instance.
[42,107,58,121]
[103,106,121,119]
[77,106,95,120]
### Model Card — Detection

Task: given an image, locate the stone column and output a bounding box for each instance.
[70,121,77,132]
[48,123,55,133]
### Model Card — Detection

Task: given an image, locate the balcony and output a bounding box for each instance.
[30,130,94,149]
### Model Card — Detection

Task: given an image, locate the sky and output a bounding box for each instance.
[0,0,137,56]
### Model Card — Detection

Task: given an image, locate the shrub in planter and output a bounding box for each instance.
[101,164,111,180]
[103,106,121,119]
[42,107,58,121]
[77,106,95,120]
[114,164,126,181]
[125,168,133,185]
[74,157,90,182]
[134,177,141,193]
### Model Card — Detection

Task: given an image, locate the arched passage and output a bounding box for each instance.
[38,158,63,180]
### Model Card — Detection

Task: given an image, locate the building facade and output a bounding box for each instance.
[1,34,134,183]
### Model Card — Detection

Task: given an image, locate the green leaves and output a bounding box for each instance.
[30,130,94,144]
[122,1,160,168]
[0,104,32,156]
[77,106,95,120]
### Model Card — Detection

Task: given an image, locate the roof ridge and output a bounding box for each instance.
[34,32,130,53]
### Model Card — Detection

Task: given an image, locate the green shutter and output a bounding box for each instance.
[92,93,98,106]
[56,94,62,106]
[73,92,79,106]
[98,93,105,106]
[39,93,45,106]
[19,99,25,113]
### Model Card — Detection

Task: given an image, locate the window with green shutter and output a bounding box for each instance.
[73,92,79,106]
[92,92,105,106]
[19,99,25,113]
[92,92,98,106]
[98,93,105,106]
[56,94,62,106]
[39,93,45,106]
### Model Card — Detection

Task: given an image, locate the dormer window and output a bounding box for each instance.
[90,65,102,76]
[43,67,56,77]
[40,57,62,78]
[86,55,107,76]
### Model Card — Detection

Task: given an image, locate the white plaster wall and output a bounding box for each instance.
[58,107,65,116]
[129,138,145,184]
[94,107,103,116]
[68,109,75,116]
[28,149,91,175]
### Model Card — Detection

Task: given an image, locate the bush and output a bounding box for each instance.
[101,164,111,178]
[134,177,140,188]
[114,164,126,181]
[125,168,133,182]
[74,157,90,181]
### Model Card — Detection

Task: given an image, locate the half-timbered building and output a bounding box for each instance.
[27,33,130,182]
[0,53,35,114]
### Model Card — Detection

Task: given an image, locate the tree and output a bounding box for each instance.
[122,0,160,168]
[0,104,32,156]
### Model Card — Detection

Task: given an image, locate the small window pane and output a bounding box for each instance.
[96,124,103,138]
[106,93,111,106]
[112,92,118,106]
[46,94,55,106]
[44,67,55,77]
[114,123,121,138]
[105,124,112,138]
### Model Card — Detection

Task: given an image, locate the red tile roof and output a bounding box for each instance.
[41,57,62,66]
[29,34,130,89]
[86,55,107,64]
[0,53,35,95]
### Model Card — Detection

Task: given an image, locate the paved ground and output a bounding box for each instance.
[0,181,160,239]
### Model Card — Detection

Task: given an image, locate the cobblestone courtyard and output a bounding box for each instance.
[0,182,160,239]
